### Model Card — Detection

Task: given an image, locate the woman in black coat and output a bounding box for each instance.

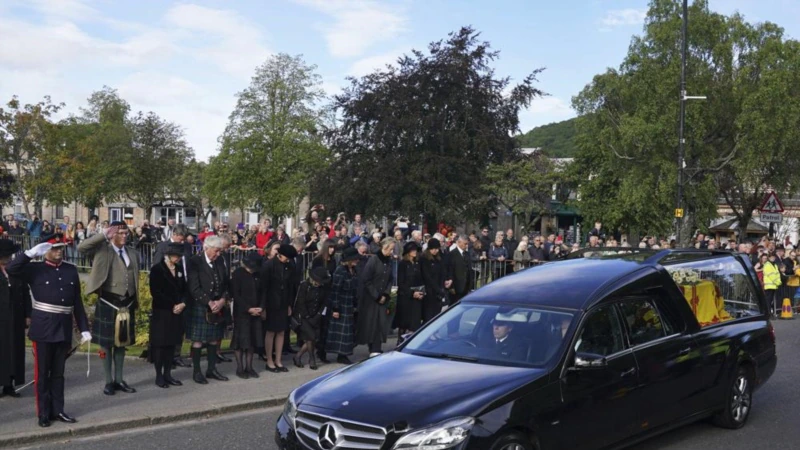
[149,242,188,388]
[420,238,446,324]
[231,253,263,379]
[292,267,330,370]
[311,240,337,276]
[260,244,298,373]
[396,241,424,337]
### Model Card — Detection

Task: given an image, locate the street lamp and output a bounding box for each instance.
[676,0,706,246]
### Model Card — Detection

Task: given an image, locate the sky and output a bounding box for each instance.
[1,0,799,161]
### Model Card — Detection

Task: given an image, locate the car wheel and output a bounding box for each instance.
[713,365,753,429]
[490,431,535,450]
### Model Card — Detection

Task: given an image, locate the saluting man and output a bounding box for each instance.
[7,233,90,428]
[78,221,139,396]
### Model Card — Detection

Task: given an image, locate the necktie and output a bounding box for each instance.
[118,249,126,266]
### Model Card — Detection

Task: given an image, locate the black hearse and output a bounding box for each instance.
[276,249,776,450]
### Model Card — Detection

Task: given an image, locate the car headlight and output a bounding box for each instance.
[283,391,298,429]
[392,417,475,450]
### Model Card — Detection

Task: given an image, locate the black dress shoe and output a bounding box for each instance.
[164,376,182,386]
[113,381,137,393]
[246,368,259,378]
[205,369,229,381]
[103,383,116,395]
[193,372,208,384]
[276,365,289,373]
[54,413,77,424]
[265,364,280,373]
[235,370,249,380]
[217,353,232,363]
[38,416,51,428]
[155,379,169,389]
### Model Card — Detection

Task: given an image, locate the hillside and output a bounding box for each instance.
[517,118,577,158]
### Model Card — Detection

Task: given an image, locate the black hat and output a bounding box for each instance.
[340,247,360,263]
[403,241,420,256]
[110,220,128,228]
[165,242,185,257]
[243,252,263,270]
[0,239,19,257]
[776,244,785,251]
[40,232,66,248]
[426,238,441,250]
[309,267,332,285]
[278,244,298,259]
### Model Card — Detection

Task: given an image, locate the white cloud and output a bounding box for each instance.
[294,0,408,58]
[599,8,646,31]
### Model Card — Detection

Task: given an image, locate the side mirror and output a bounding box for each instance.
[572,352,607,369]
[397,332,413,348]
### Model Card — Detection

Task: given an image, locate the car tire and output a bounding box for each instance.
[490,431,535,450]
[713,365,753,429]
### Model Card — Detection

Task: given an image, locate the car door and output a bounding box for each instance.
[559,304,641,450]
[618,295,704,431]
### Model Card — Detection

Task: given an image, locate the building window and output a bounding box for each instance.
[109,208,122,223]
[55,205,65,219]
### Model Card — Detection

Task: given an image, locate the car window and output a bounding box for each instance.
[403,303,574,367]
[664,255,762,326]
[619,298,667,346]
[573,305,625,357]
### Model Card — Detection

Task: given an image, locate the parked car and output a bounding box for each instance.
[275,249,776,450]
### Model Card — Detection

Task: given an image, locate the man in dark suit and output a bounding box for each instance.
[486,317,526,361]
[448,236,472,305]
[186,235,230,384]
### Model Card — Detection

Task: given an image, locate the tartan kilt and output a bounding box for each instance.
[186,303,225,343]
[92,300,136,348]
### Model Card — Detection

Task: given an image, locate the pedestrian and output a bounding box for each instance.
[763,252,782,316]
[260,244,297,373]
[230,253,263,379]
[311,240,337,276]
[0,239,30,398]
[186,235,231,384]
[420,238,446,323]
[7,234,90,427]
[357,237,395,357]
[488,234,508,281]
[396,241,424,337]
[292,267,331,370]
[326,248,360,364]
[78,221,139,396]
[148,242,187,389]
[513,241,531,271]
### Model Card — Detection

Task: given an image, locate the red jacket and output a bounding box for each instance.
[256,231,274,254]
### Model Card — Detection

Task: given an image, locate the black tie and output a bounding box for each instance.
[118,249,126,266]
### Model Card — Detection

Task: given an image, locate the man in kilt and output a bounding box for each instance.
[79,222,139,396]
[326,248,360,365]
[186,235,230,384]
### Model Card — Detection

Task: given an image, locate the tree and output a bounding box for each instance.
[483,152,559,228]
[171,158,213,226]
[37,87,133,211]
[0,96,63,216]
[206,53,329,218]
[126,111,193,216]
[571,0,800,243]
[314,27,544,222]
[517,118,578,158]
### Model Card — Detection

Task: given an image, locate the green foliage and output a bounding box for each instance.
[483,153,559,226]
[205,53,329,218]
[517,119,577,158]
[313,27,545,222]
[570,0,800,241]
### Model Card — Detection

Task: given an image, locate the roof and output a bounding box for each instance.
[708,217,769,234]
[462,257,650,310]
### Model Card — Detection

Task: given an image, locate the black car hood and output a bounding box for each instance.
[297,351,545,428]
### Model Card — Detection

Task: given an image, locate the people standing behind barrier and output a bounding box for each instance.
[41,220,54,237]
[368,232,383,255]
[26,214,42,238]
[420,238,446,322]
[503,229,518,275]
[787,249,800,304]
[763,252,782,317]
[148,242,187,389]
[488,235,508,281]
[448,236,471,306]
[470,240,488,288]
[312,240,337,276]
[230,253,263,379]
[357,238,395,357]
[529,236,548,264]
[396,241,424,338]
[513,241,531,271]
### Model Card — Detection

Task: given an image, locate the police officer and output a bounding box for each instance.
[7,232,90,428]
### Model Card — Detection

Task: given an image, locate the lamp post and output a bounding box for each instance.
[676,0,706,246]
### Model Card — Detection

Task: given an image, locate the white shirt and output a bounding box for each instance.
[205,254,214,269]
[495,335,509,345]
[112,243,130,267]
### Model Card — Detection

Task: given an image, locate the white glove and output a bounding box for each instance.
[81,331,92,343]
[25,242,53,258]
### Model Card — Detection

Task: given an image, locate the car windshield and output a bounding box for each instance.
[402,303,575,368]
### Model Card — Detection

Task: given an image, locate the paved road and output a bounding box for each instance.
[18,319,800,450]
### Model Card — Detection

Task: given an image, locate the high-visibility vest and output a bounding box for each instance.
[763,261,782,291]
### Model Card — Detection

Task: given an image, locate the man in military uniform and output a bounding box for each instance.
[186,235,230,384]
[78,221,139,396]
[7,233,90,428]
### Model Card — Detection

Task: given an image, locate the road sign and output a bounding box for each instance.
[674,208,684,218]
[759,191,785,213]
[760,212,783,223]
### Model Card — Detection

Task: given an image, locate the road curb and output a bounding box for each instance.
[0,395,287,448]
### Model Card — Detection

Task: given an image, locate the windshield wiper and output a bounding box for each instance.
[429,353,479,363]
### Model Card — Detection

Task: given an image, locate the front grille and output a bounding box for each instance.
[295,409,387,450]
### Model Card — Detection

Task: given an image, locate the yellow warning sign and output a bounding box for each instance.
[675,208,684,218]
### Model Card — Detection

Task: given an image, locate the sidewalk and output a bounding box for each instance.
[0,343,390,447]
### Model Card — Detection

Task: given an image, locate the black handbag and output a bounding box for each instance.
[290,316,302,331]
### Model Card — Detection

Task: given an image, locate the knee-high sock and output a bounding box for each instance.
[114,347,126,382]
[192,347,202,374]
[207,344,218,372]
[102,346,113,384]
